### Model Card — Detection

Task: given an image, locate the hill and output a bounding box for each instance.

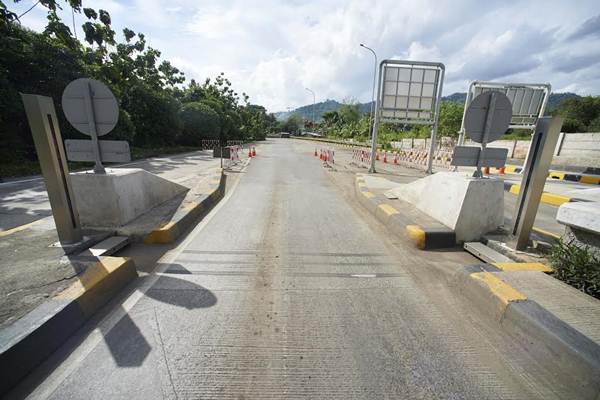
[276,92,581,121]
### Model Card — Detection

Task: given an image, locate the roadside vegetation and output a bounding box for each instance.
[0,0,277,178]
[299,95,600,148]
[549,239,600,300]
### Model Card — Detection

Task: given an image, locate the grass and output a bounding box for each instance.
[0,146,202,179]
[549,238,600,299]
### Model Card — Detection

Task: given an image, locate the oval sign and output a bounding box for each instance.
[464,91,512,144]
[62,78,118,137]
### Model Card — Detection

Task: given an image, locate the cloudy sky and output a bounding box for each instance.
[10,0,600,112]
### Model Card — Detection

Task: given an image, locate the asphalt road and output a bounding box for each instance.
[0,151,219,231]
[13,139,565,399]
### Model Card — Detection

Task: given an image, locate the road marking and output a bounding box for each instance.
[362,191,375,199]
[351,274,377,278]
[470,272,527,306]
[26,168,244,399]
[0,219,43,237]
[378,204,399,216]
[507,184,572,206]
[532,226,561,240]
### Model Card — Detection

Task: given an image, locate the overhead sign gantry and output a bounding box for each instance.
[369,60,445,174]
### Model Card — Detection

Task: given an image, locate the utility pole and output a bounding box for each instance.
[360,43,377,140]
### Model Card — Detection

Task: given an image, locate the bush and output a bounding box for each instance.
[179,102,220,145]
[549,239,600,299]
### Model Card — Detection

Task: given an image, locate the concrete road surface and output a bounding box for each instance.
[10,140,567,399]
[0,151,219,231]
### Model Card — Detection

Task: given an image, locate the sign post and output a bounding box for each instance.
[369,60,445,174]
[61,78,128,168]
[21,94,82,244]
[511,116,564,250]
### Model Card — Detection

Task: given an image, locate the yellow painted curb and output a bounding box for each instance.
[362,191,375,199]
[470,272,527,308]
[57,257,135,301]
[144,221,176,244]
[532,226,561,240]
[493,262,553,273]
[504,165,519,173]
[580,175,600,185]
[508,184,572,206]
[378,204,399,217]
[406,225,425,250]
[548,171,566,180]
[540,192,571,206]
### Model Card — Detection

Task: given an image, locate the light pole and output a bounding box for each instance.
[360,43,377,139]
[305,87,315,131]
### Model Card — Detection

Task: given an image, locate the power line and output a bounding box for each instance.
[17,0,40,19]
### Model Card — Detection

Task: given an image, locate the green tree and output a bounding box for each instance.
[179,102,220,145]
[438,101,463,137]
[553,96,600,132]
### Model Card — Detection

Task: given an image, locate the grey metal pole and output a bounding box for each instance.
[426,66,445,174]
[82,81,106,174]
[360,44,377,139]
[369,61,384,173]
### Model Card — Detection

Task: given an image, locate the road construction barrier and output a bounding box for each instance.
[227,145,242,167]
[351,148,372,169]
[379,148,454,171]
[200,140,244,151]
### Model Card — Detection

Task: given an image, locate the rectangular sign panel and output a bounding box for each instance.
[65,139,131,163]
[379,63,442,125]
[450,146,508,168]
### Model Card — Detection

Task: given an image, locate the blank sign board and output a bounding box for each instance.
[451,146,508,168]
[470,83,550,129]
[65,139,131,163]
[379,62,443,125]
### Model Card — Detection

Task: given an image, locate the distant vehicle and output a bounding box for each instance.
[280,132,290,138]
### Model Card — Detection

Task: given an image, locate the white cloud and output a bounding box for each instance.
[9,0,600,112]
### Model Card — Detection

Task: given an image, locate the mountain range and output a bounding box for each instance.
[274,92,580,122]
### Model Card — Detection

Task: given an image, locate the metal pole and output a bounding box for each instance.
[82,81,106,174]
[369,61,384,173]
[360,44,377,139]
[426,66,445,174]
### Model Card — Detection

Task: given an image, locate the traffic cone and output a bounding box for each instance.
[484,166,490,175]
[393,152,398,165]
[376,151,380,161]
[248,148,252,157]
[498,167,505,175]
[252,147,256,156]
[383,152,387,163]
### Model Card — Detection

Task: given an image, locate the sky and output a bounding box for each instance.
[9,0,600,112]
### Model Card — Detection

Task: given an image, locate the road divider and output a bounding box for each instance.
[504,182,577,206]
[144,168,226,244]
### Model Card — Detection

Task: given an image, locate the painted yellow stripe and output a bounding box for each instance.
[540,192,571,206]
[378,204,399,216]
[470,272,527,305]
[504,165,519,173]
[493,262,553,273]
[406,225,425,249]
[0,219,43,238]
[548,171,566,180]
[532,226,561,240]
[508,184,571,206]
[57,257,132,300]
[509,184,521,195]
[362,191,375,199]
[580,175,600,185]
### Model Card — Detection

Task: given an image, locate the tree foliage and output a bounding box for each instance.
[0,1,277,174]
[552,96,600,133]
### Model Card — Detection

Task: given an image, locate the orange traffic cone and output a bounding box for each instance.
[248,149,252,157]
[498,167,505,175]
[252,147,256,156]
[383,152,387,163]
[484,166,490,175]
[393,152,398,165]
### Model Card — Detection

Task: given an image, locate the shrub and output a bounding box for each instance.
[179,102,220,145]
[549,239,600,299]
